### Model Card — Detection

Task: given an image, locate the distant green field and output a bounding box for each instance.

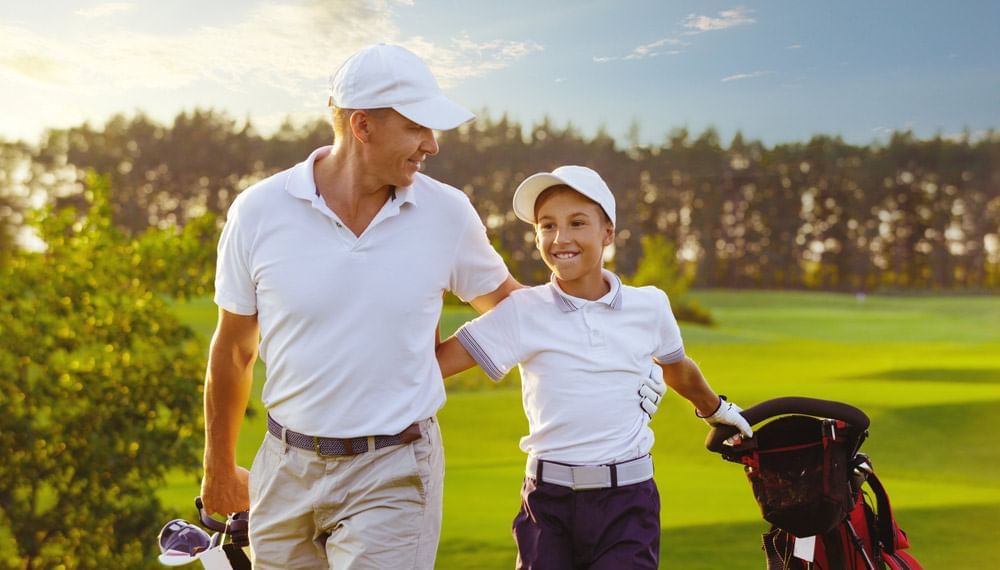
[163,291,1000,568]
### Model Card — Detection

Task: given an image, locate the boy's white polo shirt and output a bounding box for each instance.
[214,146,508,437]
[456,270,685,464]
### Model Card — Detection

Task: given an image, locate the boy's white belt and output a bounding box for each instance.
[526,455,654,490]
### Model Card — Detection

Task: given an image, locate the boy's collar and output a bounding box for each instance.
[549,269,623,312]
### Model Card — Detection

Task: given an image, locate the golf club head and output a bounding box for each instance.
[157,519,212,566]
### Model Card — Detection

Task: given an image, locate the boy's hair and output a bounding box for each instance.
[534,185,614,226]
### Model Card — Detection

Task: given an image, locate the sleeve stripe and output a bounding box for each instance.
[456,328,506,381]
[654,346,685,365]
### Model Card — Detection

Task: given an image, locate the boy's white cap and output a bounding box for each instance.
[329,43,474,130]
[512,165,616,226]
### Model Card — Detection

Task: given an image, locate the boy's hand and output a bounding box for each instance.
[639,366,667,419]
[697,396,754,438]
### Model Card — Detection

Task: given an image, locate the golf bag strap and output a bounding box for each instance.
[822,525,848,570]
[866,470,898,554]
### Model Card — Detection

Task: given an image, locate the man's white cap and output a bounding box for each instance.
[329,43,474,130]
[512,165,616,226]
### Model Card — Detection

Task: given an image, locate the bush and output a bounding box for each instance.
[0,174,214,568]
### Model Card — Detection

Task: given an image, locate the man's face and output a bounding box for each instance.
[365,109,439,188]
[534,188,614,284]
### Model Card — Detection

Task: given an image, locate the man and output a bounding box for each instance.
[199,44,520,569]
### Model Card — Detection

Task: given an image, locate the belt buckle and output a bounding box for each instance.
[570,465,610,490]
[313,436,339,457]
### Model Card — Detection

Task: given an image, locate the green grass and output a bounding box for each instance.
[163,290,1000,568]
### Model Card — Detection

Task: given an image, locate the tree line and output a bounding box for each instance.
[1,109,998,290]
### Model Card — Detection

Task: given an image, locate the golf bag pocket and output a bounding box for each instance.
[745,415,858,537]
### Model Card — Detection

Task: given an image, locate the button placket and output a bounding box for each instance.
[582,304,606,348]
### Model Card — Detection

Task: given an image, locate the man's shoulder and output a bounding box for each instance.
[410,173,474,209]
[231,168,292,210]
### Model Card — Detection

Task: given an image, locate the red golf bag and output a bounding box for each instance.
[707,397,922,570]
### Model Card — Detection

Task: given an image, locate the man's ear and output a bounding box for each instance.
[603,223,615,246]
[349,110,371,143]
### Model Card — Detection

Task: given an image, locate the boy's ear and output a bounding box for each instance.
[603,223,615,246]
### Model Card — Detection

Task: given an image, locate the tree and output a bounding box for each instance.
[0,174,211,568]
[629,234,713,325]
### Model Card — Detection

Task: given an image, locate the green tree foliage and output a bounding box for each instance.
[2,109,998,291]
[0,174,212,568]
[628,234,714,325]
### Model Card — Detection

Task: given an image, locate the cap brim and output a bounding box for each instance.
[512,173,572,224]
[393,95,474,130]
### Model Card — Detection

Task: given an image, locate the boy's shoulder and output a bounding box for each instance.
[619,283,670,309]
[506,283,558,306]
[622,283,667,301]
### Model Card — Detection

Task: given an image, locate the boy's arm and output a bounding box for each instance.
[658,356,753,437]
[436,335,478,378]
[658,357,719,415]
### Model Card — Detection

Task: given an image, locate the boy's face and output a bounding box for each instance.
[534,188,614,284]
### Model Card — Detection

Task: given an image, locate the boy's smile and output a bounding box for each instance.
[534,188,614,300]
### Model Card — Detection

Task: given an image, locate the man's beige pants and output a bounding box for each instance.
[248,417,444,569]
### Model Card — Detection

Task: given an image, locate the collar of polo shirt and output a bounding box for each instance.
[549,269,623,312]
[282,146,418,211]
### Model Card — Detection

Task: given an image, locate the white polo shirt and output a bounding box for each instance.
[456,270,685,465]
[214,146,508,437]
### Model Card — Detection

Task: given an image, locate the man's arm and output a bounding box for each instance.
[201,308,259,516]
[435,336,478,378]
[469,275,523,314]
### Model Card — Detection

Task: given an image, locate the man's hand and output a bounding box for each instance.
[639,365,668,419]
[698,396,754,439]
[200,465,250,516]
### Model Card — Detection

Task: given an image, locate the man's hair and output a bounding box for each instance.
[331,107,356,140]
[331,107,391,140]
[534,185,613,225]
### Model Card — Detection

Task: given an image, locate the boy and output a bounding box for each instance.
[436,165,753,569]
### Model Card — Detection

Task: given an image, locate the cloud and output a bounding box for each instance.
[624,37,684,60]
[786,44,802,49]
[594,6,753,65]
[0,2,540,98]
[683,6,755,33]
[438,34,543,83]
[74,2,135,19]
[594,37,686,63]
[721,70,770,82]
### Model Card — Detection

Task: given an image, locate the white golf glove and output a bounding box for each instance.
[639,365,668,419]
[697,396,754,439]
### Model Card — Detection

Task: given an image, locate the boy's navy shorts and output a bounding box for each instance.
[512,476,660,569]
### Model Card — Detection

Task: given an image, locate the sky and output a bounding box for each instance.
[1,0,997,147]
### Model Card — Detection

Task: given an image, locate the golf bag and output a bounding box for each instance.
[706,397,922,570]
